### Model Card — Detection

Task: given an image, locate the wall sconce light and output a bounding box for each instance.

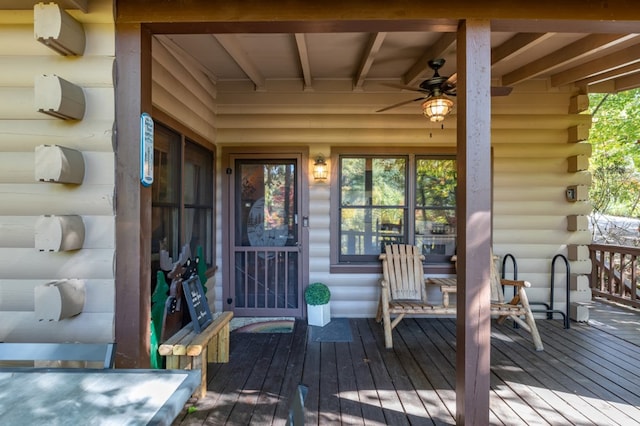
[313,156,328,181]
[422,95,454,122]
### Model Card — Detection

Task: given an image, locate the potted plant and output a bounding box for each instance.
[305,282,331,327]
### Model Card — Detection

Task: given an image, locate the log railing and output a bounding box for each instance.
[589,243,640,309]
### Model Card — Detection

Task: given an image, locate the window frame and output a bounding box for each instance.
[151,117,216,287]
[330,146,456,274]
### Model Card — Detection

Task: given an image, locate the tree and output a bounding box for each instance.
[588,89,640,245]
[589,90,640,216]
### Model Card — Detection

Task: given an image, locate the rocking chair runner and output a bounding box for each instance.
[376,244,543,351]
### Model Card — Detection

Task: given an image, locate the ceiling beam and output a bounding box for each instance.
[294,33,313,91]
[405,32,456,86]
[613,71,640,92]
[213,34,266,91]
[491,33,555,64]
[502,34,638,86]
[551,40,640,87]
[576,62,640,87]
[353,32,387,90]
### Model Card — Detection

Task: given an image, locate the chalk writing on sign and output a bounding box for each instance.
[182,276,213,333]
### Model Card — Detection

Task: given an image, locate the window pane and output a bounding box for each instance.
[340,158,366,206]
[152,124,180,204]
[340,207,405,257]
[339,155,407,261]
[415,158,457,263]
[236,161,297,247]
[185,141,214,266]
[371,158,406,206]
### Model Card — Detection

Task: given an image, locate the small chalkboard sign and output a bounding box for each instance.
[181,275,213,333]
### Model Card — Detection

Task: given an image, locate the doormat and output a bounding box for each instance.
[231,317,295,333]
[308,318,353,342]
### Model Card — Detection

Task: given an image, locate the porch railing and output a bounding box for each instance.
[589,243,640,309]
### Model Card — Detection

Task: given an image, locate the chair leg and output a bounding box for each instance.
[375,296,383,323]
[518,288,544,351]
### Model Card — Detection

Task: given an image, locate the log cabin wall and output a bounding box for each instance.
[215,79,592,318]
[0,1,117,342]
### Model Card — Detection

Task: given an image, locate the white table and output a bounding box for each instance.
[0,368,199,425]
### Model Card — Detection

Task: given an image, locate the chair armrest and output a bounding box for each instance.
[500,279,531,288]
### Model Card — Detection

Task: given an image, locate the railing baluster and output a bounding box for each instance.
[589,243,640,309]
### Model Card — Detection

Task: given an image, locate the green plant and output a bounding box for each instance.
[304,282,331,305]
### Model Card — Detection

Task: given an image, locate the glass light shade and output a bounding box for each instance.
[422,96,454,122]
[313,157,328,181]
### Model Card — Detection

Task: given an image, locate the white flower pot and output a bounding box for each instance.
[307,302,330,327]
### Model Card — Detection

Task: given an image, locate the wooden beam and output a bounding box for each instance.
[613,71,640,91]
[575,62,640,87]
[491,32,555,64]
[503,34,637,86]
[353,32,386,90]
[214,34,266,91]
[294,33,313,90]
[405,32,456,86]
[551,41,640,87]
[114,23,152,368]
[456,19,492,426]
[116,0,640,24]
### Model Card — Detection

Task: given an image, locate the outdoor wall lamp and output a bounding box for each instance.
[422,95,454,122]
[313,156,328,181]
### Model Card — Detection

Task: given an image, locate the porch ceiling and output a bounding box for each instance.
[156,22,640,101]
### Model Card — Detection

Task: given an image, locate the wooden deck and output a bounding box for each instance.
[173,300,640,425]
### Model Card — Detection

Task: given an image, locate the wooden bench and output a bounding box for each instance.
[0,342,116,368]
[376,244,543,351]
[158,311,233,398]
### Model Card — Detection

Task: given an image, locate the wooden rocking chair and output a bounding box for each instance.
[375,244,455,348]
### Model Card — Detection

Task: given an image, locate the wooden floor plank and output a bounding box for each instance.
[355,318,410,426]
[225,333,280,425]
[532,321,640,417]
[348,319,388,426]
[367,319,434,426]
[334,337,365,425]
[272,320,308,424]
[491,325,615,426]
[175,301,640,425]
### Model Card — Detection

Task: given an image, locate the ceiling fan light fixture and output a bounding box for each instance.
[422,96,454,122]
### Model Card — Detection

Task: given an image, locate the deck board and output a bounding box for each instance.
[173,301,640,425]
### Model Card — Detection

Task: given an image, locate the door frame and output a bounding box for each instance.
[221,146,310,317]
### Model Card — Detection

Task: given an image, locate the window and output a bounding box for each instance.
[151,123,214,290]
[332,149,456,271]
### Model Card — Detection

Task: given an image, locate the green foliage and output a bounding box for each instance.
[304,282,331,305]
[588,90,640,218]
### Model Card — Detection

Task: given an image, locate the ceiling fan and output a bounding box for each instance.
[377,58,512,122]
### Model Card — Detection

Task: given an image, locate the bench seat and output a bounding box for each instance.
[158,311,233,398]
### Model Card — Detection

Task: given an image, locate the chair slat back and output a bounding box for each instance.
[452,249,505,303]
[381,244,425,301]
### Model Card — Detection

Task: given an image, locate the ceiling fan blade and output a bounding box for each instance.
[381,82,426,93]
[444,73,457,87]
[376,96,427,112]
[491,86,513,96]
[441,72,512,96]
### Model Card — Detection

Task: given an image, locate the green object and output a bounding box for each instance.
[150,270,169,369]
[304,282,330,305]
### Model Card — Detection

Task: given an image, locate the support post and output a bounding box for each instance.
[115,23,152,368]
[456,19,492,425]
